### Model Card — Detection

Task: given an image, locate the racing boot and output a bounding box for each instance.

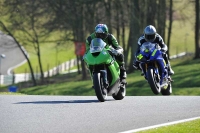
[102,81,108,95]
[103,80,109,89]
[100,70,109,89]
[168,76,174,82]
[167,63,174,75]
[120,65,127,84]
[163,54,174,75]
[133,60,139,70]
[139,63,145,76]
[133,60,144,75]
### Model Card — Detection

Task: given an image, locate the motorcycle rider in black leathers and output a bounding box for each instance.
[133,25,174,75]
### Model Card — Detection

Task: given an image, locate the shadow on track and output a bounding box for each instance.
[14,99,114,104]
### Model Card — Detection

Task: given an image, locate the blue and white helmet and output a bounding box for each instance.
[144,25,157,42]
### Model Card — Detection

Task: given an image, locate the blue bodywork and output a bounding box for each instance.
[136,42,168,85]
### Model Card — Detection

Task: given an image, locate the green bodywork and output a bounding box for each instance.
[84,48,120,86]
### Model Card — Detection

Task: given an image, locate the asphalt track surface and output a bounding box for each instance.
[0,95,200,133]
[0,32,25,75]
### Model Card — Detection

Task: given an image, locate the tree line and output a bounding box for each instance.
[0,0,199,86]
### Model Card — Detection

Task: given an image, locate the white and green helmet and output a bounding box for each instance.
[95,24,108,39]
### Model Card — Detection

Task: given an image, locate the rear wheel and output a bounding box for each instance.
[93,73,107,102]
[112,84,126,100]
[147,68,161,95]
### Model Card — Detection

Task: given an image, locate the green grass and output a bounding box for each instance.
[12,56,199,96]
[167,20,195,56]
[14,41,76,73]
[166,0,195,56]
[0,92,25,95]
[138,119,200,133]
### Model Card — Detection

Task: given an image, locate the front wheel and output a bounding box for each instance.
[147,68,161,95]
[93,73,107,102]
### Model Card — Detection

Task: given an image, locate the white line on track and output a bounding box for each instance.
[119,116,200,133]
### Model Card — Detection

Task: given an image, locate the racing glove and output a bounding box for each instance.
[161,48,166,53]
[109,46,123,56]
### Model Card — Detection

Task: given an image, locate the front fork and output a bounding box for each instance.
[100,70,108,87]
[140,62,160,80]
[88,64,109,87]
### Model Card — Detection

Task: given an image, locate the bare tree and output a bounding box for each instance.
[157,0,166,40]
[127,0,141,72]
[0,21,37,86]
[1,0,55,82]
[194,0,200,58]
[146,0,157,26]
[166,0,173,57]
[2,0,194,81]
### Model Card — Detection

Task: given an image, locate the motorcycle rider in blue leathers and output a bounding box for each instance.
[133,25,174,75]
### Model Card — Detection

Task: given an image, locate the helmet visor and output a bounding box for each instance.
[145,34,156,42]
[96,33,108,40]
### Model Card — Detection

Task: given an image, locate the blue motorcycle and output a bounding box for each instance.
[136,42,172,95]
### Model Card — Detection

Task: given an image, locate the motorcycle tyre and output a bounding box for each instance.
[93,73,107,102]
[112,84,126,100]
[161,83,172,95]
[147,68,161,95]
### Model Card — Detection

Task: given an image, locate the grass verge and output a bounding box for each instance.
[138,118,200,133]
[1,55,197,96]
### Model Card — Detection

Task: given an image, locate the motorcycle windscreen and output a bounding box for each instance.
[137,42,156,61]
[140,42,156,53]
[90,38,106,53]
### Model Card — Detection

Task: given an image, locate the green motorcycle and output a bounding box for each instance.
[83,38,126,102]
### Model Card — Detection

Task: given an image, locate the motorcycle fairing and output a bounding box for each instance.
[137,44,168,85]
[84,50,112,65]
[107,60,120,86]
[84,41,120,90]
[107,78,120,95]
